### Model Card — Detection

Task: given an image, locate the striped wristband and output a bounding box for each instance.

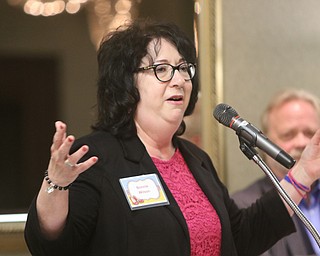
[284,170,310,198]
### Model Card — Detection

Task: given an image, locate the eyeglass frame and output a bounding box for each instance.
[135,62,196,82]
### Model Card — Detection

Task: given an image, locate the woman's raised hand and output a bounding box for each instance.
[295,128,320,184]
[47,121,98,188]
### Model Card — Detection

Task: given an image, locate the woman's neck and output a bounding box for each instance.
[135,122,176,160]
[145,144,176,160]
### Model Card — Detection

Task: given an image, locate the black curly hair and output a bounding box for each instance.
[92,19,199,138]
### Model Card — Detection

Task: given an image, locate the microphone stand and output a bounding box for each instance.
[238,137,320,248]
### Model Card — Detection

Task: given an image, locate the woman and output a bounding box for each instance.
[24,20,320,256]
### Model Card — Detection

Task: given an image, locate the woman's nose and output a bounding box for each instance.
[169,69,185,87]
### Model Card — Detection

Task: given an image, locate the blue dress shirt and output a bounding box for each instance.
[300,180,320,255]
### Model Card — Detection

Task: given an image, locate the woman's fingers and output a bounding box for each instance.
[298,128,320,182]
[64,145,91,169]
[51,121,76,163]
[48,121,98,186]
[51,121,67,153]
[74,156,99,175]
[57,135,75,161]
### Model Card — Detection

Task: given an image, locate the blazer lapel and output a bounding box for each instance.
[177,138,232,252]
[177,139,225,212]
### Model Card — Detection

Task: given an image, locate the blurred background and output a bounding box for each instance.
[1,0,320,255]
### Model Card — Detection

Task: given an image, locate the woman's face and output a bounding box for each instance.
[134,38,193,133]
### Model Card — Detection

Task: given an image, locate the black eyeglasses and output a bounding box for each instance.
[136,62,196,82]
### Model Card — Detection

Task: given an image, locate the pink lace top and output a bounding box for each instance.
[152,149,221,256]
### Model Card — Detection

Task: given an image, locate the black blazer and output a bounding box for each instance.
[232,177,315,256]
[25,131,295,256]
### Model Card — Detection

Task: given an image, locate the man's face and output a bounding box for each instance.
[265,99,320,178]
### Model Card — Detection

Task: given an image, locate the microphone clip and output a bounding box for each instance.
[238,136,259,161]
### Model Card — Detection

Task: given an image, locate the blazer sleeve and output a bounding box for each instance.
[24,135,104,256]
[222,178,296,255]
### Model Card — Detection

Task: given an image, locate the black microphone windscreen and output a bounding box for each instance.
[213,103,238,126]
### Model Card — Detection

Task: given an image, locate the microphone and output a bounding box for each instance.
[213,103,295,169]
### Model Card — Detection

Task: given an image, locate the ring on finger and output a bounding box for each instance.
[64,159,76,168]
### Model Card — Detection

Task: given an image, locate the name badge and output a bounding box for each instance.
[119,173,170,210]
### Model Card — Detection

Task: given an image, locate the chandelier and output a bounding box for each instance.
[7,0,89,16]
[7,0,138,47]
